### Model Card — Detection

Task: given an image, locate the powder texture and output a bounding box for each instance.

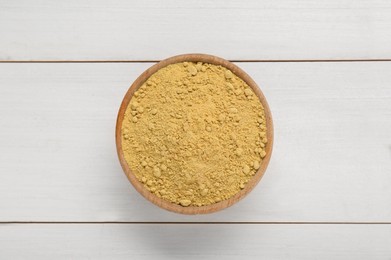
[121,62,267,207]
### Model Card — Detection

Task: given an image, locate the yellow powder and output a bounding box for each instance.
[121,62,267,207]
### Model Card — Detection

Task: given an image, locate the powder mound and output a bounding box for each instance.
[121,62,267,207]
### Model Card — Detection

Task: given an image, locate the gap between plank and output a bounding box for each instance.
[1,59,391,63]
[1,221,390,225]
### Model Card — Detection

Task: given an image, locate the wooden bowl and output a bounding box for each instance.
[116,54,273,214]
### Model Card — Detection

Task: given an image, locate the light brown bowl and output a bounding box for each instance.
[116,54,273,214]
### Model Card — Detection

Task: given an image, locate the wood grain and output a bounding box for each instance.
[1,0,391,61]
[116,54,273,214]
[0,62,390,221]
[1,224,391,259]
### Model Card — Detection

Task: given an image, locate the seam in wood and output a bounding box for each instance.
[1,59,391,63]
[1,221,390,225]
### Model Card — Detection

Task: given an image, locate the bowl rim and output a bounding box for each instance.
[115,53,274,214]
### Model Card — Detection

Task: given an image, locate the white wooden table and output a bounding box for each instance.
[1,1,391,259]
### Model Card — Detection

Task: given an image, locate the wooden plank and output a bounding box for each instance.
[1,0,391,61]
[0,224,390,259]
[0,62,390,221]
